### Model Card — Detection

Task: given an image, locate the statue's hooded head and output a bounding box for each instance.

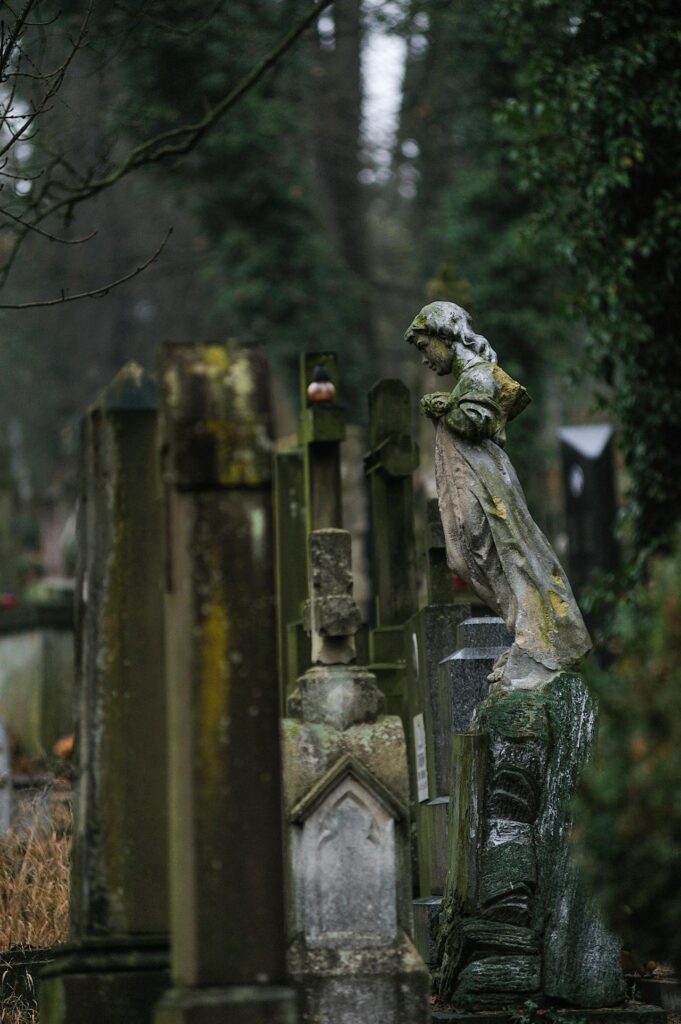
[404,301,497,363]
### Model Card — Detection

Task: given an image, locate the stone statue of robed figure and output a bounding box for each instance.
[405,301,624,1011]
[405,300,591,690]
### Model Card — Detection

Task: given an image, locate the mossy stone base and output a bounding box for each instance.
[455,954,540,1001]
[154,985,297,1023]
[432,1003,666,1024]
[38,937,168,1024]
[440,674,624,1009]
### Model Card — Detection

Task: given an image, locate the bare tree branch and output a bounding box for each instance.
[0,227,172,308]
[0,201,96,243]
[0,0,334,305]
[25,0,336,217]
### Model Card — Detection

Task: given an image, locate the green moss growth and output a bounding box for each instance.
[476,688,550,741]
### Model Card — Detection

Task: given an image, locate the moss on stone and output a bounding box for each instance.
[475,688,550,741]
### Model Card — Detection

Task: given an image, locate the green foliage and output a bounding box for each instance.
[109,1,372,406]
[395,0,574,502]
[493,0,681,555]
[575,533,681,969]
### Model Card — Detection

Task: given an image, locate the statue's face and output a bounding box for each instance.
[411,331,454,375]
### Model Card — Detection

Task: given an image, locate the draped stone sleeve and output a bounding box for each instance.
[443,390,503,443]
[433,362,591,672]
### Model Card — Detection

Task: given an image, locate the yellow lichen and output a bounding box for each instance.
[492,496,507,519]
[550,590,569,618]
[200,597,230,791]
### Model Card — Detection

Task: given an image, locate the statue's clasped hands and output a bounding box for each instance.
[420,392,453,420]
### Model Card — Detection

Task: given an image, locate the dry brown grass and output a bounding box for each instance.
[0,789,71,1022]
[0,992,38,1024]
[0,815,70,949]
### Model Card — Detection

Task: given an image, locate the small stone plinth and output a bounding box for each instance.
[431,1002,667,1024]
[628,978,681,1013]
[39,936,169,1024]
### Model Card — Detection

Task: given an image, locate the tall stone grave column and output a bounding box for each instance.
[364,379,419,716]
[282,528,429,1024]
[403,501,478,942]
[154,343,296,1024]
[40,364,169,1024]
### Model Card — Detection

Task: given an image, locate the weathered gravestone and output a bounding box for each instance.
[282,528,429,1024]
[154,343,296,1024]
[40,364,169,1024]
[404,301,625,1010]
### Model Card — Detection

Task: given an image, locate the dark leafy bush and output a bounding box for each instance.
[576,534,681,968]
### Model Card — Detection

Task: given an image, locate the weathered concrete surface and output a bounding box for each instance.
[404,602,474,904]
[70,364,167,941]
[155,986,296,1023]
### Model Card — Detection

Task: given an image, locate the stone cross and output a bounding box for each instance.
[305,528,361,667]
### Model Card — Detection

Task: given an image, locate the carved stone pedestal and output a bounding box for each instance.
[39,937,169,1024]
[438,673,625,1010]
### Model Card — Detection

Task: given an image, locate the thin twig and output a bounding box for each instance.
[30,0,335,217]
[0,226,172,308]
[0,203,96,243]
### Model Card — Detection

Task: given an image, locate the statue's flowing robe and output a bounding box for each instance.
[435,362,591,670]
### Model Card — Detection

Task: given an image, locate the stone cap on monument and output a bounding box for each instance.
[91,362,157,413]
[159,341,272,490]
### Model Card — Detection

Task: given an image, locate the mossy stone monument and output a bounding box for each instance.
[39,364,169,1024]
[405,302,625,1010]
[282,528,429,1024]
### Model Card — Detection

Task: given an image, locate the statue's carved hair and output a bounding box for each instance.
[405,300,497,363]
